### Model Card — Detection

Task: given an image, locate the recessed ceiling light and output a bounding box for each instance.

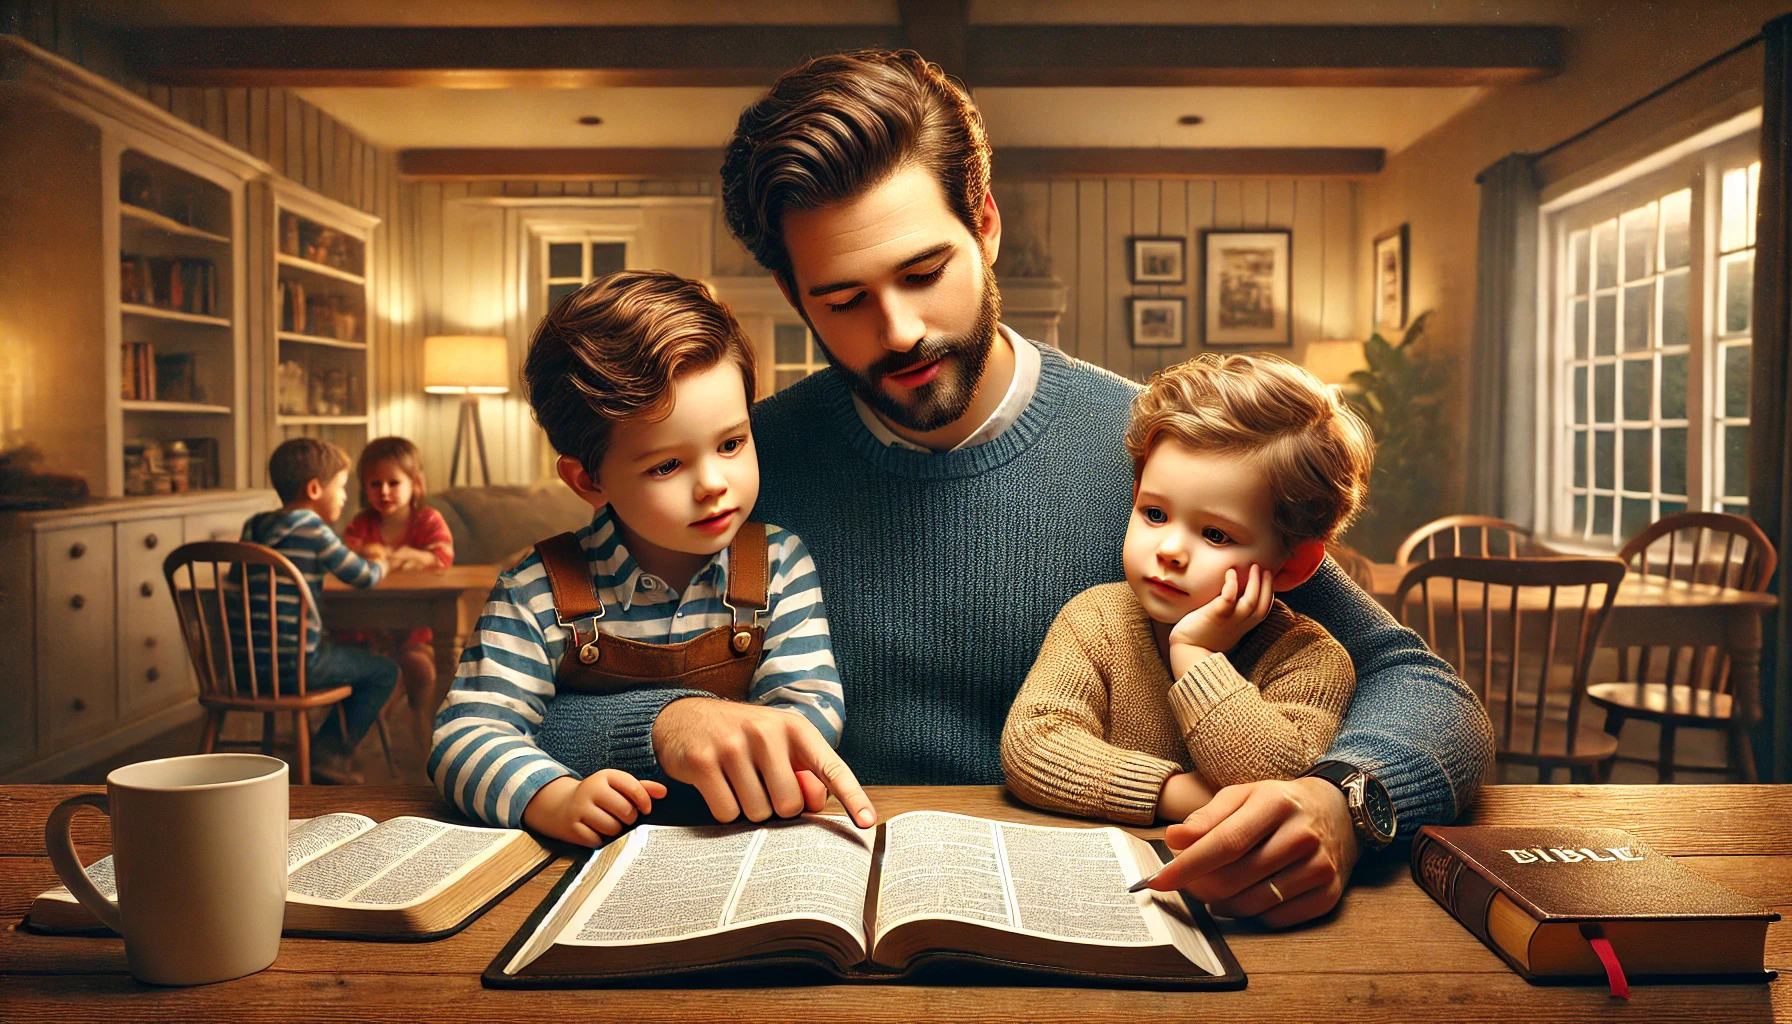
[577,115,604,126]
[1178,115,1204,126]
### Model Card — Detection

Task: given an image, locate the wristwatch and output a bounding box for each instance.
[1302,760,1397,851]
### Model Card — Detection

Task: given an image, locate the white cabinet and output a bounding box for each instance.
[34,525,118,752]
[116,517,189,718]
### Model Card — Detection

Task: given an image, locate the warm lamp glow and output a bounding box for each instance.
[423,335,511,394]
[1303,339,1368,387]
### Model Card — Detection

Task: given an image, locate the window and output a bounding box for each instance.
[1547,133,1757,545]
[773,322,826,391]
[544,239,628,311]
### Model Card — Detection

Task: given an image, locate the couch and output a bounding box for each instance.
[429,482,595,569]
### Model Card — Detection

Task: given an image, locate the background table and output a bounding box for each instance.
[2,784,1786,1021]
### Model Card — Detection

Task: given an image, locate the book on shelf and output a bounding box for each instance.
[1412,825,1778,989]
[121,255,218,315]
[27,813,552,941]
[182,436,220,490]
[486,810,1244,990]
[120,342,156,401]
[154,353,196,403]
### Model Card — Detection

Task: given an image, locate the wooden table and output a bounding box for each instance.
[1370,562,1780,728]
[3,784,1787,1021]
[322,564,499,729]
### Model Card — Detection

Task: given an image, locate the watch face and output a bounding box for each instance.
[1360,779,1396,838]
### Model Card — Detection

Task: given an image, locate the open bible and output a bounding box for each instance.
[486,810,1244,989]
[27,813,552,941]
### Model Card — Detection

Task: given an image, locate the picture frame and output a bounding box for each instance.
[1129,236,1186,284]
[1129,297,1185,347]
[1373,223,1409,330]
[1201,229,1291,347]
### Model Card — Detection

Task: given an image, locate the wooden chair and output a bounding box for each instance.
[1587,512,1778,783]
[1394,556,1626,783]
[1324,539,1377,591]
[163,541,394,784]
[1395,514,1548,566]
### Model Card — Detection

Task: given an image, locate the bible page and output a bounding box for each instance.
[872,811,1014,938]
[285,816,513,908]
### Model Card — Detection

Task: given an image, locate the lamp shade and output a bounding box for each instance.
[423,335,511,394]
[1302,339,1368,387]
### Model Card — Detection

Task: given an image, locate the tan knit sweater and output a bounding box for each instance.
[1000,582,1357,825]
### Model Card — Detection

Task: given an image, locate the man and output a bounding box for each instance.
[541,49,1493,927]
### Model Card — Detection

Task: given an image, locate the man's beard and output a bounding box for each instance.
[814,267,1003,434]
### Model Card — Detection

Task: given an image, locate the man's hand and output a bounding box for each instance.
[522,770,668,847]
[653,698,876,828]
[1146,776,1360,928]
[1167,565,1273,677]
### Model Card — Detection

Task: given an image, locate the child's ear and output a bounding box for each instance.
[304,478,324,502]
[1272,539,1328,591]
[555,456,607,510]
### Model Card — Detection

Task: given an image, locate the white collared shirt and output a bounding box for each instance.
[851,324,1042,453]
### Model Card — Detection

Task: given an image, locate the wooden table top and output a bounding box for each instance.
[1369,562,1780,610]
[322,564,500,596]
[2,784,1787,1022]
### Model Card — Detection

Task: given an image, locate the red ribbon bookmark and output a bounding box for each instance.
[1580,925,1630,999]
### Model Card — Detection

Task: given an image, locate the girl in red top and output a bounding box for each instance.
[340,437,454,737]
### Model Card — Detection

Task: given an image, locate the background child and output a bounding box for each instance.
[1001,353,1373,826]
[339,436,454,739]
[430,270,846,845]
[235,438,396,784]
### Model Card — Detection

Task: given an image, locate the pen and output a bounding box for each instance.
[1127,871,1161,894]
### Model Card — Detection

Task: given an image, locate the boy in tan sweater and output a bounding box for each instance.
[1001,353,1375,826]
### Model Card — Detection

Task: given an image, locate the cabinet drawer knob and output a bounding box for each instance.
[71,697,87,712]
[70,594,86,610]
[140,582,155,597]
[146,667,160,683]
[144,533,159,549]
[69,542,86,559]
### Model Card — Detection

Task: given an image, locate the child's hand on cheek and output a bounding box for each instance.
[1167,565,1274,671]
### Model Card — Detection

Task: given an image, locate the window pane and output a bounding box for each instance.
[548,242,582,279]
[1622,281,1653,351]
[1573,429,1588,487]
[1623,428,1651,491]
[1593,494,1614,537]
[1573,365,1588,424]
[1723,252,1754,335]
[1660,270,1687,348]
[1621,497,1653,540]
[1573,297,1589,358]
[1724,424,1750,498]
[1571,230,1589,295]
[1594,429,1614,488]
[1594,293,1616,355]
[1661,189,1691,269]
[1660,426,1687,495]
[1724,342,1752,419]
[774,323,809,364]
[1573,493,1589,535]
[1722,501,1750,515]
[1660,499,1687,517]
[1749,162,1761,246]
[1621,202,1656,282]
[1594,363,1615,422]
[1595,220,1618,289]
[1622,358,1652,421]
[774,368,809,392]
[1660,353,1687,419]
[591,243,627,278]
[1722,167,1750,252]
[547,281,580,308]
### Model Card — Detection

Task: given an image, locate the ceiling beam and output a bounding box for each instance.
[116,23,1560,89]
[396,146,1385,181]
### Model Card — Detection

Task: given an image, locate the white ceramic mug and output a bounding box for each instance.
[45,753,289,986]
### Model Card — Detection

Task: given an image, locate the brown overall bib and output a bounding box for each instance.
[531,521,769,701]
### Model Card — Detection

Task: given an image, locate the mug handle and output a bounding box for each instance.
[44,793,125,934]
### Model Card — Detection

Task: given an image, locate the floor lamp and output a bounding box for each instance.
[423,334,510,487]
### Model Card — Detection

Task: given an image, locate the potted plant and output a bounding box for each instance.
[1342,312,1453,560]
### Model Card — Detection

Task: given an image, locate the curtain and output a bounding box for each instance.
[1751,15,1792,782]
[1467,153,1541,526]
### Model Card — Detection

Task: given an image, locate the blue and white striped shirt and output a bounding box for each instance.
[227,509,384,679]
[428,506,843,828]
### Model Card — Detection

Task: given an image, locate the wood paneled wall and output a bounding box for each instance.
[995,178,1359,382]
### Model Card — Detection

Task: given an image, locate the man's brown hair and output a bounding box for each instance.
[268,437,351,505]
[1125,353,1376,549]
[720,48,991,281]
[524,269,758,475]
[357,436,428,511]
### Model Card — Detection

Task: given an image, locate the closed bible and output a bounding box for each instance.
[1412,825,1777,984]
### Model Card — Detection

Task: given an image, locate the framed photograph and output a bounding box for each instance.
[1202,230,1291,346]
[1373,224,1409,330]
[1129,297,1185,347]
[1129,236,1186,284]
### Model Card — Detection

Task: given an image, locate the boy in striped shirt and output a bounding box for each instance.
[430,271,849,845]
[235,438,396,784]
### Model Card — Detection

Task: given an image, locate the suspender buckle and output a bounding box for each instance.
[555,608,605,664]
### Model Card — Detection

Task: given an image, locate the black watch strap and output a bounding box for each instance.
[1303,760,1396,850]
[1305,759,1359,789]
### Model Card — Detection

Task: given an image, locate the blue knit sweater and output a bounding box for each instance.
[539,339,1493,835]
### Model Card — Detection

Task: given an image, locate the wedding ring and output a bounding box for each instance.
[1267,880,1285,905]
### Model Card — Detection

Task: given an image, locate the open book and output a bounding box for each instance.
[28,813,552,941]
[487,810,1244,989]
